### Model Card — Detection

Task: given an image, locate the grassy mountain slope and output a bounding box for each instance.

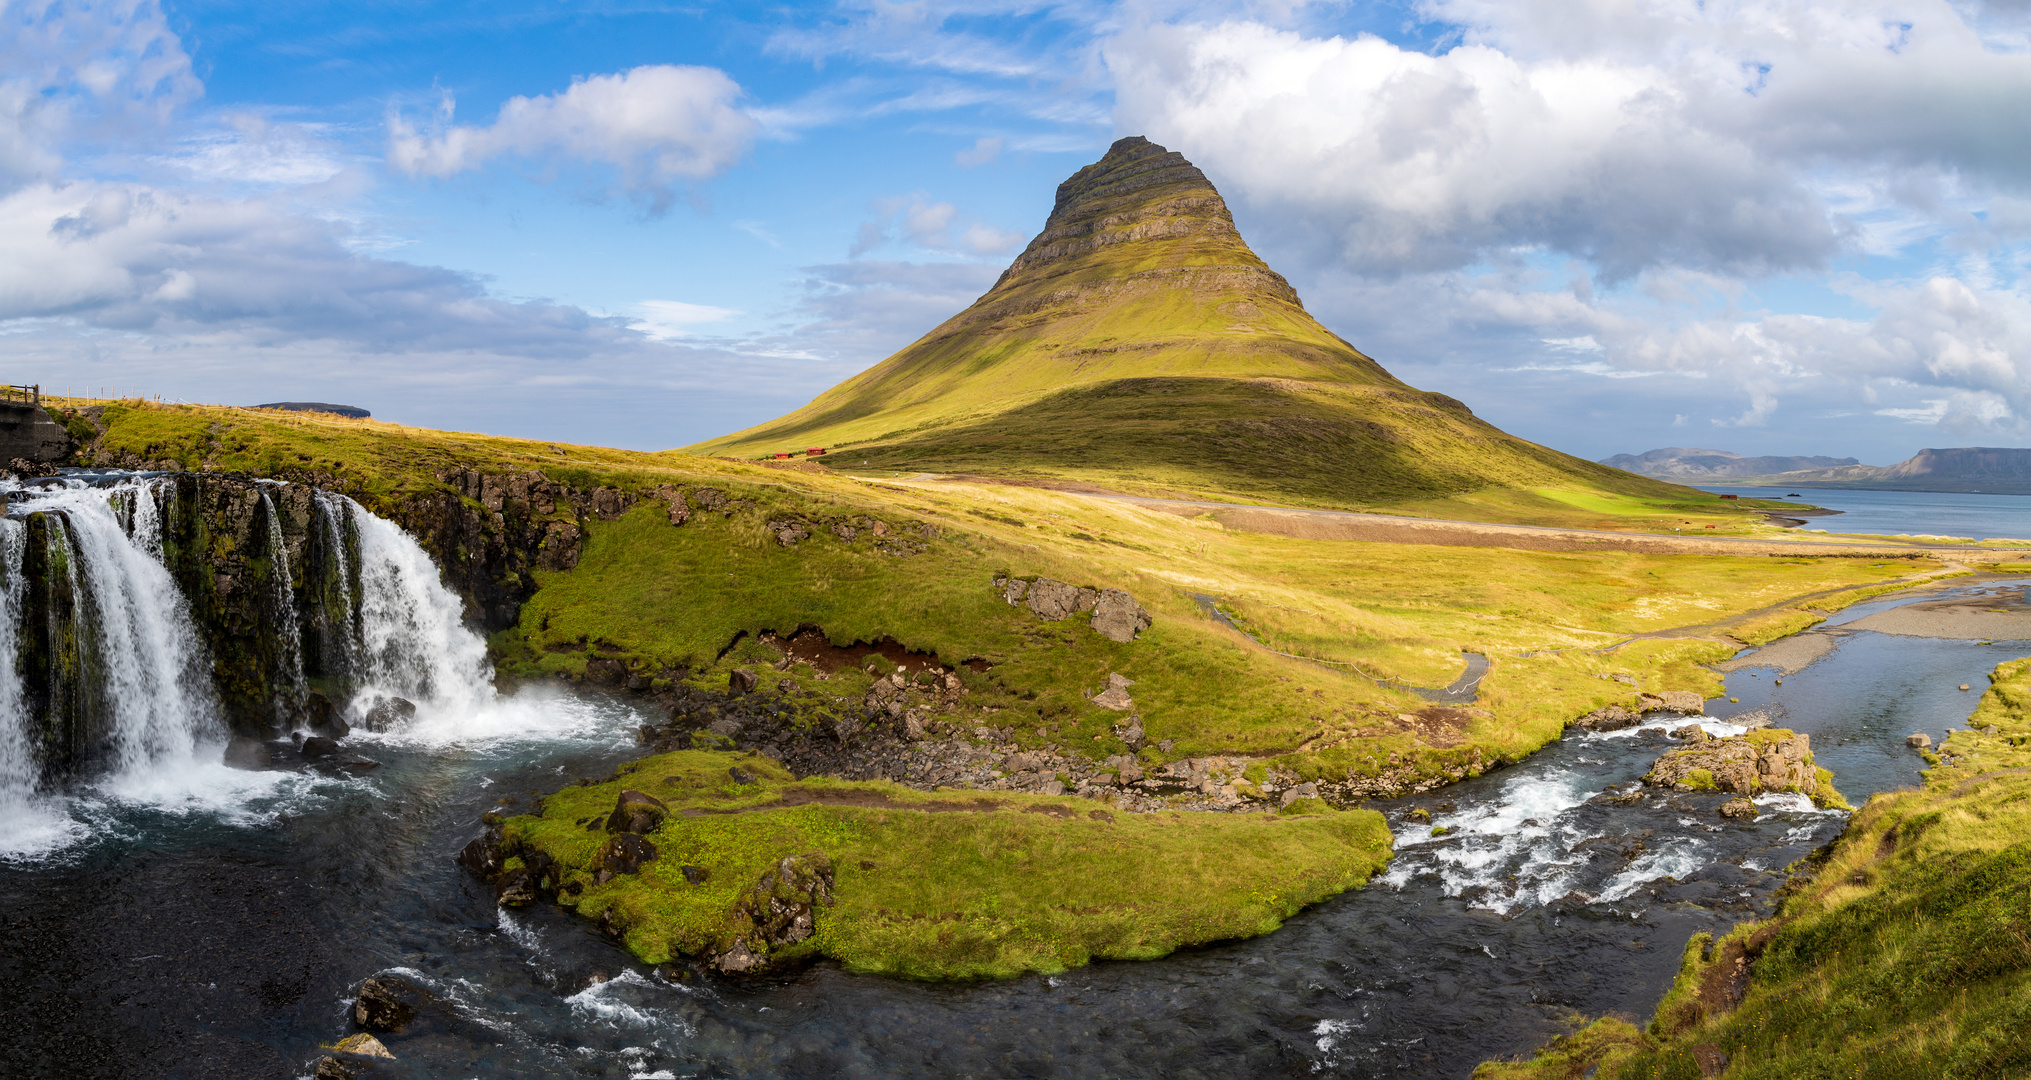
[691,137,1697,518]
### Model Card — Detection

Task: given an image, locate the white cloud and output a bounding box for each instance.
[955,136,1003,167]
[1106,2,2031,279]
[387,65,758,203]
[0,0,200,190]
[632,299,740,339]
[849,193,1026,257]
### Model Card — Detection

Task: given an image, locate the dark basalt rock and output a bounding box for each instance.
[299,735,340,758]
[361,696,416,731]
[457,832,506,878]
[596,833,658,877]
[729,668,759,696]
[604,789,668,835]
[352,975,428,1032]
[493,867,538,907]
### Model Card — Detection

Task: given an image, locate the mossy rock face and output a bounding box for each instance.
[489,750,1393,979]
[1641,728,1845,808]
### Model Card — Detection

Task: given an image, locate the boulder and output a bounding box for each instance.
[1719,797,1758,819]
[999,576,1029,605]
[666,499,691,526]
[1280,782,1320,808]
[1573,704,1641,732]
[1119,716,1146,749]
[353,975,431,1032]
[300,735,340,758]
[1671,724,1709,742]
[1091,589,1153,643]
[300,691,349,737]
[1026,577,1083,620]
[1644,730,1820,797]
[681,865,710,884]
[333,1033,394,1059]
[1907,733,1932,748]
[361,696,417,732]
[729,668,759,696]
[1644,690,1706,714]
[493,867,538,907]
[605,789,669,835]
[457,833,506,878]
[596,832,658,876]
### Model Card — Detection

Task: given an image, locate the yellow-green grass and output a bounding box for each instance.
[70,401,1924,784]
[1477,655,2031,1078]
[507,750,1393,978]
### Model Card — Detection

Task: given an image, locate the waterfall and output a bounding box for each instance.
[0,472,498,831]
[257,487,310,724]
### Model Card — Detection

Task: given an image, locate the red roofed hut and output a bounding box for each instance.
[805,447,827,457]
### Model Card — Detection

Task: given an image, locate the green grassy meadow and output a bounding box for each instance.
[507,750,1393,978]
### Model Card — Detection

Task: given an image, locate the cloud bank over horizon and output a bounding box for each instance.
[2,0,2027,459]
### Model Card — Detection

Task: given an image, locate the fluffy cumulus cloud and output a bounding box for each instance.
[387,65,758,205]
[0,0,201,188]
[1101,0,2031,445]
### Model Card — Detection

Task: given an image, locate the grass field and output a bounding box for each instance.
[507,750,1393,978]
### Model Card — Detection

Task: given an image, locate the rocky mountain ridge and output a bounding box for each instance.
[1606,444,2031,494]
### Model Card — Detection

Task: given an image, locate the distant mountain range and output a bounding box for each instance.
[1599,448,1860,478]
[1604,446,2031,494]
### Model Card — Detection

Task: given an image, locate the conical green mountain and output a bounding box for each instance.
[691,137,1688,516]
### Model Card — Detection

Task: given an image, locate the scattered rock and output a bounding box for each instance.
[361,696,416,732]
[1091,589,1152,643]
[666,499,691,526]
[353,975,431,1032]
[1118,716,1145,749]
[596,833,659,876]
[1671,724,1709,742]
[729,766,757,785]
[729,669,759,696]
[1719,797,1758,819]
[1960,683,1972,692]
[333,1033,394,1059]
[1573,704,1641,731]
[711,852,836,973]
[299,735,340,758]
[1279,782,1320,808]
[1907,733,1933,749]
[222,737,280,770]
[300,691,349,737]
[681,865,710,884]
[1091,672,1136,711]
[605,789,669,835]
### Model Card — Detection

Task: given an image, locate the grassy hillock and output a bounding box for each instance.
[1478,656,2031,1078]
[504,750,1392,979]
[687,138,1713,522]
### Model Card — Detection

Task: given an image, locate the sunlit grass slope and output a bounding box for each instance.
[69,399,1924,789]
[688,137,1702,520]
[1478,656,2031,1079]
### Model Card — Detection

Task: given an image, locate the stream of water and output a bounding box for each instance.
[0,472,2019,1079]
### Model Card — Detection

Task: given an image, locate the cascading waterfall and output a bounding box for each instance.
[257,486,311,724]
[0,471,500,848]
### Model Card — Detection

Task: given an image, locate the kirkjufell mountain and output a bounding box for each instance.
[694,137,1686,514]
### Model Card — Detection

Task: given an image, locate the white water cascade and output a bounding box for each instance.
[0,472,506,857]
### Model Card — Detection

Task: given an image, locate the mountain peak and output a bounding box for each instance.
[992,136,1263,289]
[690,139,1678,516]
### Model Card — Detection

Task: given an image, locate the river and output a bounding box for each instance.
[0,473,2020,1078]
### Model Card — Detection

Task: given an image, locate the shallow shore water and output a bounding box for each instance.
[3,578,2024,1078]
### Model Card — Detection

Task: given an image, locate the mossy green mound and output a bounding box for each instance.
[690,137,1696,519]
[1477,655,2031,1078]
[507,750,1393,979]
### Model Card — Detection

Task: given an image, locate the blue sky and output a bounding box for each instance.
[6,1,2030,464]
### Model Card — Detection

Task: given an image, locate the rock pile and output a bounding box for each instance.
[711,852,836,973]
[994,574,1152,642]
[1642,728,1824,799]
